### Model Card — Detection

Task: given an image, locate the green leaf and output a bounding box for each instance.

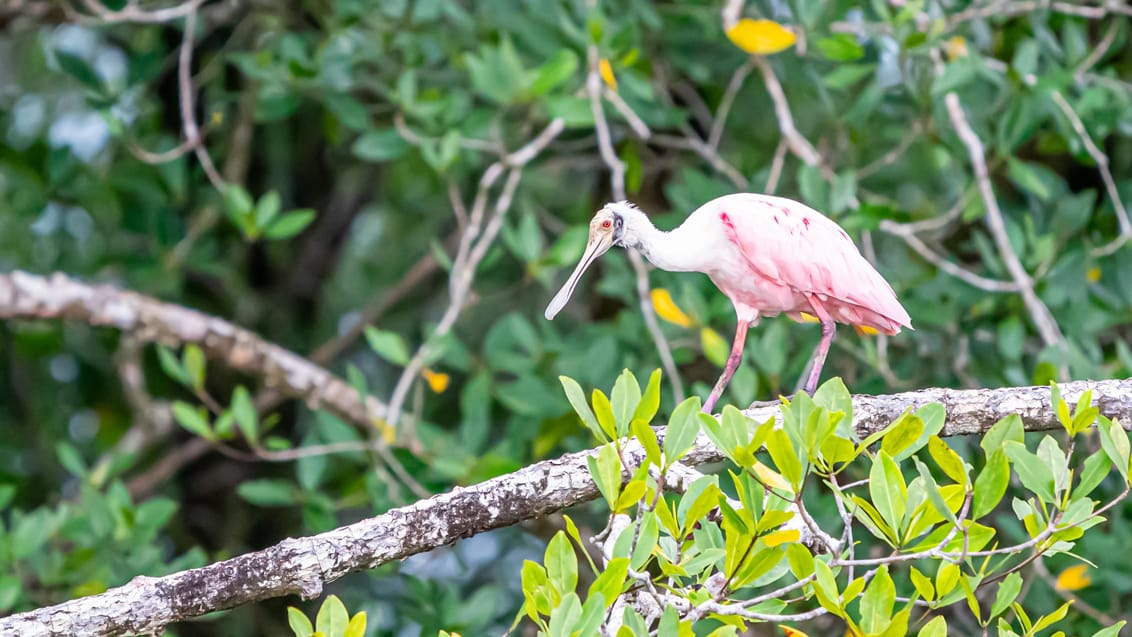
[816,33,865,61]
[343,612,366,637]
[823,63,876,89]
[352,129,410,161]
[936,562,960,597]
[1096,416,1130,480]
[1007,156,1052,201]
[223,184,254,224]
[545,96,595,127]
[587,444,622,508]
[56,441,86,478]
[635,369,662,423]
[231,385,258,443]
[531,49,579,96]
[631,419,662,468]
[917,616,947,637]
[255,190,281,228]
[592,389,618,441]
[315,595,348,637]
[928,436,968,485]
[172,401,213,440]
[265,210,316,240]
[1090,622,1128,637]
[859,565,895,634]
[1003,441,1057,503]
[811,559,843,615]
[183,344,206,391]
[971,450,1009,518]
[981,415,1024,456]
[288,607,315,637]
[364,327,410,366]
[560,376,604,441]
[615,479,647,512]
[910,567,935,602]
[1073,451,1111,500]
[990,572,1022,620]
[54,50,104,90]
[631,512,659,571]
[237,479,296,506]
[880,414,924,459]
[1032,601,1072,633]
[156,345,192,386]
[545,532,578,594]
[588,557,629,606]
[610,369,642,436]
[870,451,907,538]
[664,396,702,466]
[765,428,803,488]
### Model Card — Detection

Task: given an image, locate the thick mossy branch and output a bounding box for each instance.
[2,378,1130,636]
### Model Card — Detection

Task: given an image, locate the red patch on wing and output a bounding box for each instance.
[773,215,779,224]
[802,217,811,229]
[778,204,791,216]
[720,211,732,227]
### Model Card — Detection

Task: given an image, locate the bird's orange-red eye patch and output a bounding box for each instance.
[602,220,612,229]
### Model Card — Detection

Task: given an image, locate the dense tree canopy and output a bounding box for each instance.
[2,0,1132,635]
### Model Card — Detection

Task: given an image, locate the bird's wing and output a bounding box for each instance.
[717,194,912,332]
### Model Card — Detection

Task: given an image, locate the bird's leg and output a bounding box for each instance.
[801,297,837,395]
[703,320,749,414]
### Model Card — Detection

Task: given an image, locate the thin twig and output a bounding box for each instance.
[708,58,755,150]
[587,48,686,401]
[178,7,225,192]
[753,55,820,167]
[942,90,1064,349]
[879,220,1021,292]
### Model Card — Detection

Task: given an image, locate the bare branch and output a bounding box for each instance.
[942,91,1065,349]
[753,55,821,167]
[879,220,1022,292]
[587,47,686,401]
[384,118,566,433]
[0,271,389,430]
[9,378,1132,636]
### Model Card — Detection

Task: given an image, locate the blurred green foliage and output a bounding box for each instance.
[1,0,1132,634]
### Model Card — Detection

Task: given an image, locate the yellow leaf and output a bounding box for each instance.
[753,460,793,491]
[1055,564,1091,591]
[651,288,694,327]
[1087,267,1101,283]
[944,36,968,60]
[421,367,450,393]
[854,325,879,336]
[783,626,811,637]
[798,312,820,323]
[763,528,801,547]
[700,327,730,367]
[726,19,797,55]
[599,58,618,92]
[344,613,367,637]
[374,419,396,445]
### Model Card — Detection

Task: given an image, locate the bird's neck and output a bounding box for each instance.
[630,222,704,273]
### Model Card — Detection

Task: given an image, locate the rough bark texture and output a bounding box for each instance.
[0,271,387,427]
[3,378,1131,636]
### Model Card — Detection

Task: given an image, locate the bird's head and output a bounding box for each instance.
[544,202,643,320]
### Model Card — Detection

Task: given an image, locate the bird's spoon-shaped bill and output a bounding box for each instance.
[544,230,614,320]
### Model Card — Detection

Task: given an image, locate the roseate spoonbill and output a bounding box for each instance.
[544,193,912,413]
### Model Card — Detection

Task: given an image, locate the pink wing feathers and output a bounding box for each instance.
[717,194,912,334]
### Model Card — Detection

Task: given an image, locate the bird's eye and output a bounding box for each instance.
[601,220,612,229]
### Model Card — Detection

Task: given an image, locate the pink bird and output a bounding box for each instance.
[544,193,912,413]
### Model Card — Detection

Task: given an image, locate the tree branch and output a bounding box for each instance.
[6,377,1132,636]
[0,271,388,429]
